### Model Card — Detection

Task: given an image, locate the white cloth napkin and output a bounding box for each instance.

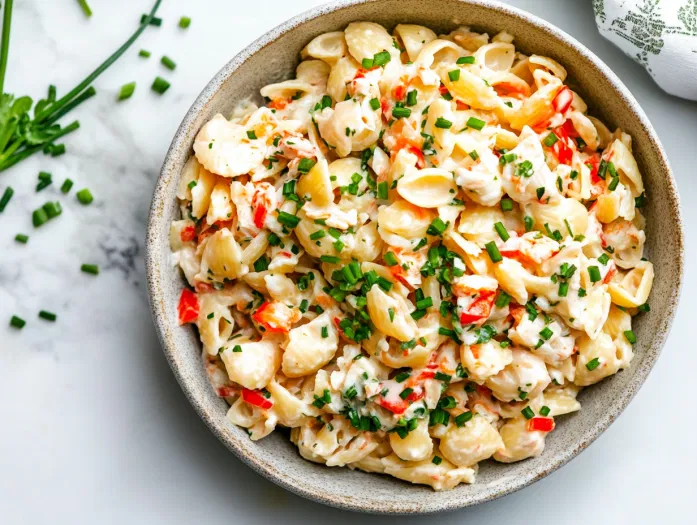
[593,0,697,101]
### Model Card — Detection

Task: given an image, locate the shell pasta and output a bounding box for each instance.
[170,22,652,490]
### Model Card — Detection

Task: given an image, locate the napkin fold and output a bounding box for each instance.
[593,0,697,101]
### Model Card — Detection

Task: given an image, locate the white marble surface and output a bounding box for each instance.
[0,0,695,523]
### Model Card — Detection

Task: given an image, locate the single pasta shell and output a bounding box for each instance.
[396,168,457,208]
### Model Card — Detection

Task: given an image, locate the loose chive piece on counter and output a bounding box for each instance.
[43,201,62,219]
[53,144,66,156]
[32,208,49,227]
[61,179,74,194]
[540,405,551,417]
[485,241,502,263]
[10,315,26,329]
[0,186,14,212]
[161,55,176,71]
[151,76,171,95]
[76,189,94,205]
[38,310,57,322]
[179,16,191,29]
[118,82,136,101]
[139,49,151,58]
[140,14,162,26]
[81,264,99,275]
[15,234,29,244]
[77,0,93,17]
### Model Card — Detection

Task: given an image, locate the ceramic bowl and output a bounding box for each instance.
[145,0,683,514]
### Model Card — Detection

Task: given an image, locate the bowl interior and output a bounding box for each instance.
[146,0,683,514]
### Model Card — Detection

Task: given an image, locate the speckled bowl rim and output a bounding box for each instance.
[145,0,684,514]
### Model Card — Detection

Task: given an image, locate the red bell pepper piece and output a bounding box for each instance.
[177,289,199,325]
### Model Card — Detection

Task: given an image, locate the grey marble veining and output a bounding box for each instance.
[0,0,696,524]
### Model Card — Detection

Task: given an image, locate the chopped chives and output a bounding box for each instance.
[32,208,49,227]
[638,303,650,313]
[598,253,610,265]
[447,69,460,82]
[539,327,553,340]
[457,56,475,65]
[320,255,341,264]
[426,217,447,236]
[76,189,93,205]
[246,130,257,140]
[232,345,242,353]
[139,49,151,58]
[494,221,509,241]
[466,117,485,130]
[399,387,414,400]
[395,370,410,383]
[608,176,619,191]
[392,106,411,119]
[361,58,374,69]
[77,0,93,17]
[516,160,534,178]
[540,405,551,417]
[161,55,177,71]
[61,179,74,193]
[416,297,433,310]
[406,90,417,106]
[536,187,545,200]
[499,152,516,165]
[455,411,473,426]
[432,456,442,465]
[597,160,608,180]
[179,16,191,28]
[495,290,511,308]
[10,315,26,329]
[624,330,637,344]
[373,51,391,66]
[187,180,197,189]
[521,407,535,419]
[377,181,388,200]
[543,132,559,147]
[588,265,601,283]
[298,158,316,173]
[81,264,99,275]
[469,150,479,161]
[50,144,66,157]
[151,76,170,95]
[299,299,309,313]
[585,357,600,371]
[43,201,62,218]
[500,198,513,212]
[38,310,57,322]
[524,215,534,232]
[277,211,300,228]
[384,251,398,267]
[118,81,136,101]
[369,97,380,111]
[309,230,325,240]
[485,241,502,263]
[435,117,452,129]
[558,281,569,297]
[15,233,28,244]
[321,326,329,338]
[140,14,162,26]
[0,187,14,211]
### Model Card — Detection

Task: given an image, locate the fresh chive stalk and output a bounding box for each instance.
[76,0,92,17]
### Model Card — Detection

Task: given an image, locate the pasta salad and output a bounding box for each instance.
[170,22,653,490]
